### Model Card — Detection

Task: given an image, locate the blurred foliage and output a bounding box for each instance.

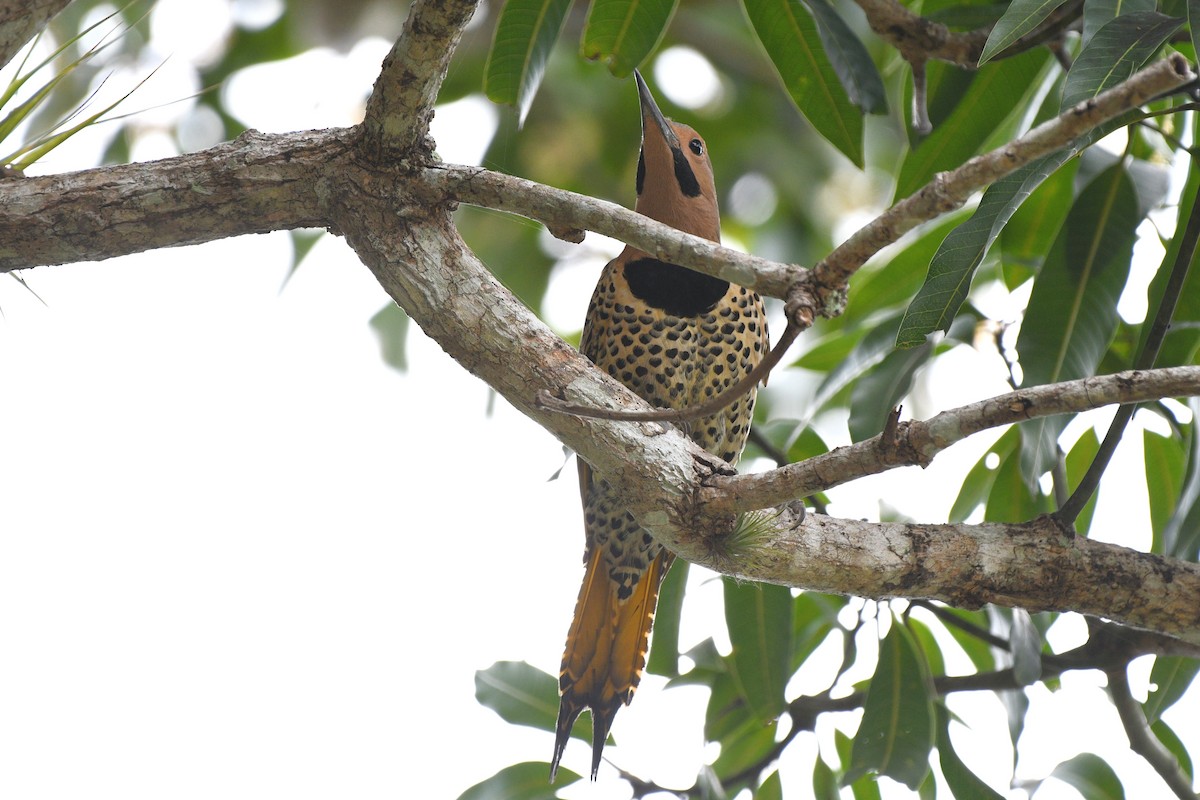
[13,0,1200,796]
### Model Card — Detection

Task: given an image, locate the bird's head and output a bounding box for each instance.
[633,70,720,243]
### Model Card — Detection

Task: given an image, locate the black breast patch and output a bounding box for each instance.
[623,257,729,316]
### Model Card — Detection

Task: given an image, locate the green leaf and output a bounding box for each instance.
[896,49,1048,200]
[647,560,688,677]
[369,304,410,373]
[1009,609,1043,685]
[1163,399,1200,559]
[813,756,840,800]
[978,0,1071,64]
[949,428,1019,523]
[484,0,573,121]
[937,607,998,673]
[845,214,967,328]
[474,661,588,742]
[812,312,904,418]
[792,593,845,671]
[1063,428,1101,535]
[847,338,932,442]
[713,718,779,786]
[1191,0,1200,69]
[1083,0,1157,44]
[1000,156,1079,268]
[1060,12,1184,109]
[756,770,784,800]
[1017,164,1141,482]
[1048,752,1126,800]
[1150,719,1194,779]
[724,579,793,722]
[457,761,580,800]
[847,621,935,790]
[1145,429,1186,554]
[986,443,1048,523]
[581,0,678,77]
[800,0,887,113]
[793,327,869,372]
[1144,656,1200,724]
[905,616,946,677]
[895,111,1136,349]
[935,705,1006,799]
[836,730,884,800]
[743,0,864,165]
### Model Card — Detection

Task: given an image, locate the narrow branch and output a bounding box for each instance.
[420,163,807,300]
[706,366,1200,513]
[811,54,1194,294]
[360,0,479,158]
[1108,667,1198,799]
[0,128,353,272]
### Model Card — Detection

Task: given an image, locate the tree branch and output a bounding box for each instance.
[1108,667,1198,799]
[0,0,70,71]
[706,366,1200,511]
[0,129,353,272]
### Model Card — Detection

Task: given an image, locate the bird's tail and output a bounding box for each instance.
[549,544,670,782]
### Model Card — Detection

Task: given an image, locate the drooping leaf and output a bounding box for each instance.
[1000,156,1079,268]
[1048,752,1126,800]
[847,621,936,790]
[985,442,1049,522]
[949,428,1019,523]
[836,729,884,800]
[1017,164,1140,483]
[474,661,588,743]
[581,0,678,77]
[1162,399,1200,559]
[896,49,1048,200]
[978,0,1072,64]
[484,0,574,121]
[1191,0,1200,66]
[1009,609,1043,686]
[812,312,904,418]
[713,717,779,786]
[800,0,887,113]
[1060,12,1184,109]
[895,112,1136,348]
[1083,0,1157,44]
[935,705,1006,800]
[370,303,411,373]
[647,560,688,677]
[1143,656,1200,724]
[847,337,932,442]
[457,761,581,800]
[756,770,784,800]
[792,592,845,671]
[743,0,864,165]
[813,756,839,800]
[1150,719,1195,779]
[1145,428,1187,554]
[725,579,793,722]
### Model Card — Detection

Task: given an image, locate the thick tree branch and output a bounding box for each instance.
[705,366,1200,512]
[0,0,70,71]
[0,129,352,272]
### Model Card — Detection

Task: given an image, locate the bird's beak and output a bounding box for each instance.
[635,70,681,152]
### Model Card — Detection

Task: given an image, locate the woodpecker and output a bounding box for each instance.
[551,71,768,781]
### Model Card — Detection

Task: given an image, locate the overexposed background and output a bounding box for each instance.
[1,2,1196,798]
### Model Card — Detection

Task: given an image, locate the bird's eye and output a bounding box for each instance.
[689,138,704,156]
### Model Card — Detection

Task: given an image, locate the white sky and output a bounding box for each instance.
[1,3,1197,799]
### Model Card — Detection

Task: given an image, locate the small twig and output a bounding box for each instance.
[537,319,803,424]
[1107,667,1199,800]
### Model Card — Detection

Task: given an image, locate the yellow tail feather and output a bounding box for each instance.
[550,542,669,781]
